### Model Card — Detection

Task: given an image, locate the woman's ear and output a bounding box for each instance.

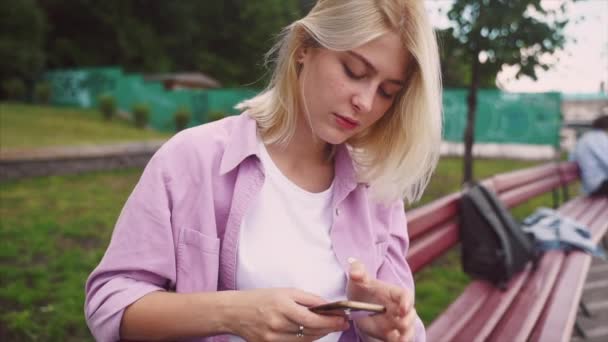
[296,46,309,64]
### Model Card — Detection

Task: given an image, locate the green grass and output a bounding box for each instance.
[0,149,576,339]
[0,169,143,341]
[0,102,171,150]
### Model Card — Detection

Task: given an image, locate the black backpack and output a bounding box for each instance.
[459,183,539,289]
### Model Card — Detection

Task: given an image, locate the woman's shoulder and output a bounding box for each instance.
[153,113,255,175]
[352,186,406,226]
[170,114,244,147]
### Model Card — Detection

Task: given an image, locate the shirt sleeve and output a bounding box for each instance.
[375,199,426,342]
[84,146,178,342]
[573,133,608,194]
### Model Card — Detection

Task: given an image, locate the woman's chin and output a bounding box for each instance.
[318,134,349,145]
[315,127,353,145]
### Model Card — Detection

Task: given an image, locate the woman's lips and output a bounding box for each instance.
[333,113,359,130]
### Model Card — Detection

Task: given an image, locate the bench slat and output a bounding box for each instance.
[407,220,459,273]
[559,161,578,176]
[407,192,460,240]
[492,163,557,193]
[530,200,608,342]
[486,198,606,341]
[558,162,579,185]
[426,282,493,342]
[487,251,566,341]
[499,174,562,208]
[452,266,532,342]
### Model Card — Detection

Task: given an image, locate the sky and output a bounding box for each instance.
[425,0,608,94]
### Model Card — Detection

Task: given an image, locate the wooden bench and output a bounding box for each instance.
[405,161,608,342]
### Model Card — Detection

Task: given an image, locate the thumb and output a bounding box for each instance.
[288,289,327,307]
[348,257,369,284]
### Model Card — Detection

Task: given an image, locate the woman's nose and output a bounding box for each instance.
[352,86,374,114]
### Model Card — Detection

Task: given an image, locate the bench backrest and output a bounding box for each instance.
[406,161,579,273]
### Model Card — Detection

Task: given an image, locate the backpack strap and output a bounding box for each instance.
[477,184,536,258]
[465,185,515,274]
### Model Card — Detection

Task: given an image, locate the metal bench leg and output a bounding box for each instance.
[574,319,587,339]
[562,184,570,202]
[552,188,560,209]
[579,301,592,317]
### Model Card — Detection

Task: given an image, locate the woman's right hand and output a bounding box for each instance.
[227,288,350,341]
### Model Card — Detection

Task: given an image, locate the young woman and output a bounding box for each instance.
[85,1,442,341]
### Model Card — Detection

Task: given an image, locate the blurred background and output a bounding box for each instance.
[0,0,606,340]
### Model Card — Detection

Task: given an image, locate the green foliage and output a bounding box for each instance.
[131,103,150,129]
[444,0,568,82]
[437,28,497,88]
[34,82,52,104]
[1,78,26,101]
[0,103,170,149]
[97,94,116,120]
[174,106,191,132]
[34,0,301,86]
[207,111,226,123]
[0,0,46,83]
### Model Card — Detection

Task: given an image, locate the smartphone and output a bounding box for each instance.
[309,300,386,319]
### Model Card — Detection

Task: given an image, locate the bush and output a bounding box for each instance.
[174,106,191,132]
[98,94,116,120]
[34,82,52,104]
[207,111,226,123]
[2,78,26,101]
[132,103,150,129]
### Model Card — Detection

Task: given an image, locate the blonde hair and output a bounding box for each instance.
[236,0,442,204]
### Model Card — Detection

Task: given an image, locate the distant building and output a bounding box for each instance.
[144,72,221,90]
[561,93,608,151]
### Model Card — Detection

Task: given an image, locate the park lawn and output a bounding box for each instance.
[0,169,143,341]
[0,102,171,150]
[0,156,575,340]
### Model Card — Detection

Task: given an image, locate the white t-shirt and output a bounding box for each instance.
[229,140,347,342]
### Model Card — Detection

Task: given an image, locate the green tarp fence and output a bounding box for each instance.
[44,67,257,132]
[44,67,562,145]
[443,89,561,146]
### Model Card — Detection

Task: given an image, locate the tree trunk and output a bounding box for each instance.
[463,49,480,185]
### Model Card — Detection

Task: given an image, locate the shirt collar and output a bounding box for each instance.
[219,113,359,193]
[219,113,260,175]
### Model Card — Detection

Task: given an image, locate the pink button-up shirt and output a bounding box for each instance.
[85,113,425,342]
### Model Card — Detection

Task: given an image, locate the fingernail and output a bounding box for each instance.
[347,257,357,264]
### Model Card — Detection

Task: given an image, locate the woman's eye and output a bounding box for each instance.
[343,63,365,80]
[379,88,394,99]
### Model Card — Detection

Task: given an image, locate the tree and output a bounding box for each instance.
[437,27,496,89]
[443,0,568,184]
[0,0,46,98]
[36,0,301,87]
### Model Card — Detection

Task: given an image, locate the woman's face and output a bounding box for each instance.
[297,32,409,145]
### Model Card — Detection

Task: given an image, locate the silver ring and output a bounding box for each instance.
[296,325,304,337]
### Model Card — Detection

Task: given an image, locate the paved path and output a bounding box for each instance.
[0,140,165,181]
[572,236,608,342]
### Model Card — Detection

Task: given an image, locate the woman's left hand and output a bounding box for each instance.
[346,258,417,342]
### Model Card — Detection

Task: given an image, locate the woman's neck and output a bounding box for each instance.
[264,114,335,192]
[268,114,331,167]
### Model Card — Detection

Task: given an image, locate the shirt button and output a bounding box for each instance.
[335,208,340,216]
